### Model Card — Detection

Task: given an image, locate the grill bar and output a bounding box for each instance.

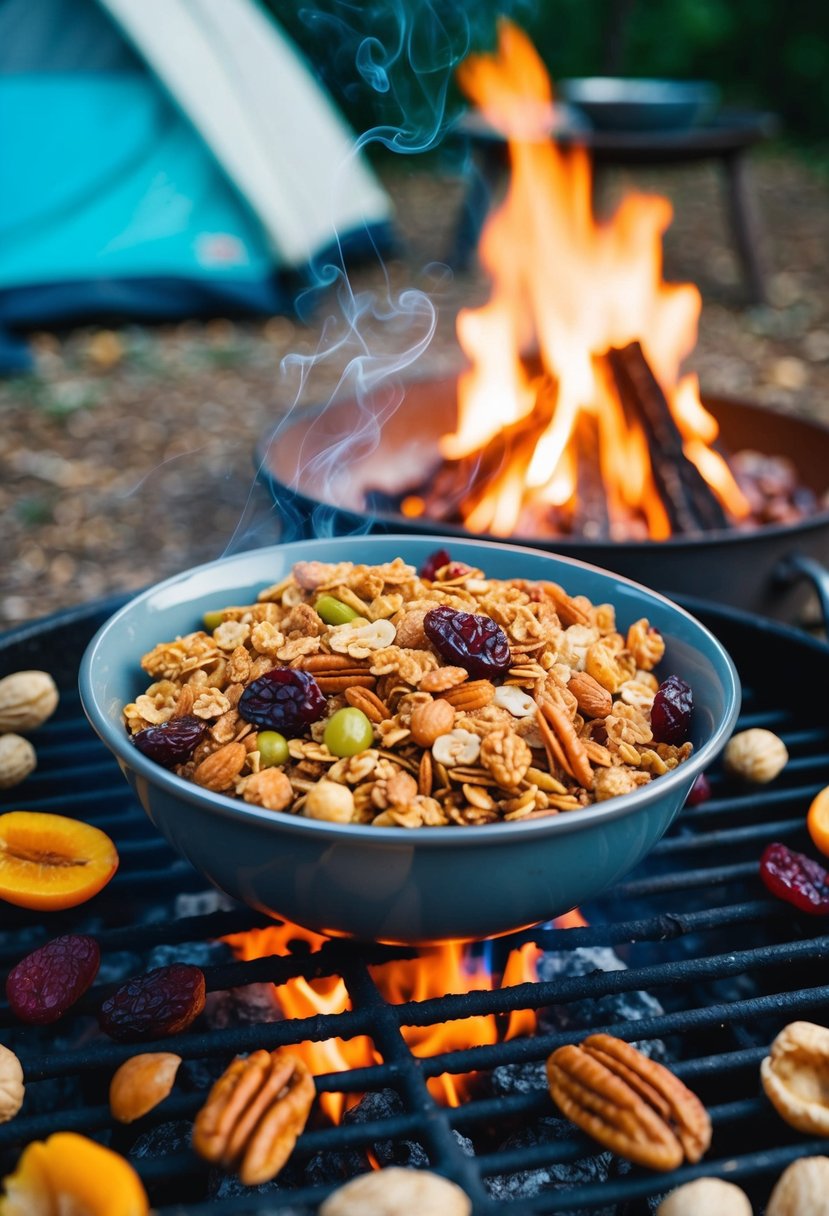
[1,597,828,1215]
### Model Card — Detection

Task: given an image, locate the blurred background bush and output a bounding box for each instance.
[267,0,829,149]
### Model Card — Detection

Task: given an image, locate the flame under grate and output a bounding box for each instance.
[1,596,828,1214]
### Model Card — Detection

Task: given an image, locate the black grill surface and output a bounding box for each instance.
[1,595,828,1215]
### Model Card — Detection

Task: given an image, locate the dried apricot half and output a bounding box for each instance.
[0,812,118,911]
[807,786,829,858]
[0,1131,148,1215]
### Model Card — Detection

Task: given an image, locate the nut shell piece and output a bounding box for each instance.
[0,736,36,789]
[320,1166,472,1216]
[110,1052,181,1123]
[0,1044,24,1123]
[761,1020,829,1135]
[766,1156,829,1216]
[0,670,59,732]
[723,728,788,783]
[657,1177,752,1215]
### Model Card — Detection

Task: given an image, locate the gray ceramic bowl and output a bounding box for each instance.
[79,536,740,944]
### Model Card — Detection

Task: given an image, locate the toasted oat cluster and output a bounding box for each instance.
[123,555,693,827]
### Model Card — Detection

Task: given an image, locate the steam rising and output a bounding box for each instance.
[231,1,528,553]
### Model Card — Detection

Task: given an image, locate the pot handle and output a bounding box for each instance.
[774,553,829,631]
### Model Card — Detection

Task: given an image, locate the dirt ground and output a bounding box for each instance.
[2,150,828,631]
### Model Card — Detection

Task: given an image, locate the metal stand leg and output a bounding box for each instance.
[722,150,769,306]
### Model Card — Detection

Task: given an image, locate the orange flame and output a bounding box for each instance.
[224,922,541,1121]
[445,22,749,537]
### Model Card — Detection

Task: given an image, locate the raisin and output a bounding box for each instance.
[238,667,326,734]
[99,964,206,1041]
[650,675,693,744]
[685,773,711,806]
[419,548,450,581]
[7,934,100,1025]
[760,842,829,915]
[423,606,512,679]
[132,715,207,767]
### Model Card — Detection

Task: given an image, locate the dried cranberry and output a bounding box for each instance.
[650,675,693,744]
[238,667,326,734]
[99,963,206,1041]
[685,773,712,806]
[760,843,829,915]
[7,934,100,1025]
[419,548,451,581]
[424,606,512,679]
[132,714,207,767]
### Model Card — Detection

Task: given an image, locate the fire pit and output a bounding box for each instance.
[257,378,829,622]
[1,594,828,1213]
[259,23,829,624]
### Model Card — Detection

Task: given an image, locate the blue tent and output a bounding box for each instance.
[0,0,394,369]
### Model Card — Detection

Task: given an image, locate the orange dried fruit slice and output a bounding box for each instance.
[807,786,829,858]
[0,812,119,911]
[0,1131,148,1215]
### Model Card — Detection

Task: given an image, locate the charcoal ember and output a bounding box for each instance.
[485,1115,616,1212]
[129,1119,193,1160]
[203,981,282,1029]
[346,1088,428,1169]
[96,950,143,985]
[537,947,667,1059]
[207,1168,288,1201]
[146,941,231,971]
[303,1146,367,1188]
[489,1059,548,1096]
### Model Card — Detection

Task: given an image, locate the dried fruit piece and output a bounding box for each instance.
[760,842,829,915]
[761,1021,829,1135]
[131,714,206,767]
[110,1052,182,1123]
[320,1166,472,1216]
[192,1048,315,1185]
[0,1132,149,1215]
[99,963,205,1042]
[650,675,693,744]
[7,934,100,1025]
[724,727,788,783]
[323,708,374,757]
[314,595,359,625]
[808,786,829,858]
[423,606,511,679]
[0,812,119,911]
[0,1045,24,1124]
[238,668,326,734]
[685,772,712,806]
[419,548,451,581]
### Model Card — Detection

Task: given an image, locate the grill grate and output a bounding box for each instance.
[1,595,828,1214]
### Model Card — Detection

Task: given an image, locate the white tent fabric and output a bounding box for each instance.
[100,0,393,267]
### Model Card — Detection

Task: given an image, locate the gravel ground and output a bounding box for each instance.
[2,151,828,631]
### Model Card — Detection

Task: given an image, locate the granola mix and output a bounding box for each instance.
[123,556,694,828]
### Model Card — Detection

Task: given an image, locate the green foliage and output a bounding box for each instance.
[263,0,829,145]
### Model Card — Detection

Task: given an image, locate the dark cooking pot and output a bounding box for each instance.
[256,377,829,623]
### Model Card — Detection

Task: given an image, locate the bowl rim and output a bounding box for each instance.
[79,534,741,849]
[558,77,721,103]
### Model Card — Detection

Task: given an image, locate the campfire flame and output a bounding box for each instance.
[224,920,542,1123]
[433,22,749,539]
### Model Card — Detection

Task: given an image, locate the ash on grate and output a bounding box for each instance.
[485,1114,625,1213]
[537,946,667,1059]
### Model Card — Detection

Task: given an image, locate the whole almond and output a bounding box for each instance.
[193,741,246,791]
[410,698,455,747]
[567,671,613,719]
[110,1052,182,1123]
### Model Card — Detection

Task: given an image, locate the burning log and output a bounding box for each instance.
[607,342,729,534]
[572,413,610,540]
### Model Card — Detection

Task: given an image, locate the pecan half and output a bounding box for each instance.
[546,1034,711,1172]
[344,686,391,723]
[537,699,594,789]
[440,680,495,712]
[192,1049,315,1185]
